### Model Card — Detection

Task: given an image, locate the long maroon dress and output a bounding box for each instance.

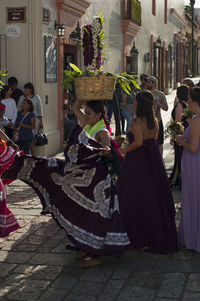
[116,132,178,253]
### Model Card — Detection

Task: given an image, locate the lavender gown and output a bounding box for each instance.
[178,126,200,251]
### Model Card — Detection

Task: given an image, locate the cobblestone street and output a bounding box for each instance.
[0,90,200,301]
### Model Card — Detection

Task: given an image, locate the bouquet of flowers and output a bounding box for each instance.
[114,135,127,148]
[182,108,194,120]
[167,121,184,138]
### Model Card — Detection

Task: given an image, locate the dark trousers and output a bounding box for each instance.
[4,127,14,140]
[169,141,183,188]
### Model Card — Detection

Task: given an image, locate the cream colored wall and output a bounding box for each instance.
[135,0,185,76]
[0,0,60,156]
[81,0,123,74]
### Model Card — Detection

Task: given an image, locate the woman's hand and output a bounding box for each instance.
[102,146,111,156]
[19,121,24,128]
[175,135,184,146]
[39,119,43,129]
[118,147,127,156]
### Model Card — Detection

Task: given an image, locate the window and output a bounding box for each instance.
[164,0,167,24]
[152,0,156,16]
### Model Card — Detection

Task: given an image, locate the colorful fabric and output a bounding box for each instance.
[0,179,20,237]
[0,145,20,237]
[3,125,130,256]
[0,103,6,111]
[84,119,106,137]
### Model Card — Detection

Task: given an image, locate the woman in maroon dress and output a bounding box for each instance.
[116,90,178,253]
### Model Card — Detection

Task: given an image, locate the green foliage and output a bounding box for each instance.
[0,69,7,91]
[62,63,139,94]
[130,0,141,26]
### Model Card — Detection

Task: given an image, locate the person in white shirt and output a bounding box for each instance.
[0,85,17,139]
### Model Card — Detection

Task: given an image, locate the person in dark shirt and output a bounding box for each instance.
[8,77,23,105]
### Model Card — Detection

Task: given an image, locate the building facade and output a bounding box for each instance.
[0,0,192,154]
[134,0,186,93]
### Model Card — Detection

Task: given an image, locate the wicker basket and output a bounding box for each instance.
[74,76,115,101]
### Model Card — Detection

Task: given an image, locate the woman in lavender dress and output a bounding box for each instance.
[176,87,200,252]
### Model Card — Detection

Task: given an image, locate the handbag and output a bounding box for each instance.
[36,129,48,146]
[13,112,30,142]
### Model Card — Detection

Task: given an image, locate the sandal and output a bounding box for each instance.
[79,257,102,268]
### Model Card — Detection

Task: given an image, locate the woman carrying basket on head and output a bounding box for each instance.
[2,99,130,267]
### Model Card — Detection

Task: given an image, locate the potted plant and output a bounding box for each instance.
[62,14,140,100]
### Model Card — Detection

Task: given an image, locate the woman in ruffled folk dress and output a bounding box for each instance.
[0,131,20,240]
[3,99,130,267]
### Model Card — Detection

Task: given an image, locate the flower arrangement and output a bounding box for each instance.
[182,108,194,120]
[82,14,105,70]
[167,121,184,138]
[62,13,140,99]
[114,135,127,148]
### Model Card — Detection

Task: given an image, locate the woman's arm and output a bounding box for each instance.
[118,120,143,155]
[37,96,43,129]
[175,117,200,153]
[20,116,36,130]
[96,130,111,147]
[175,103,183,123]
[73,100,86,127]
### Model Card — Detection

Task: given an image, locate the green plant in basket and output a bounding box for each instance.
[62,13,140,96]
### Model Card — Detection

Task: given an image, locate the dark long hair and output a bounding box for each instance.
[24,82,35,96]
[86,100,106,119]
[190,87,200,106]
[177,84,189,102]
[135,90,155,129]
[22,98,34,112]
[0,85,10,99]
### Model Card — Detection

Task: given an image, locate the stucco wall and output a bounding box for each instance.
[81,0,123,74]
[0,0,60,156]
[135,0,185,76]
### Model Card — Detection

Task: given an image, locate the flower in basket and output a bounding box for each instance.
[167,121,184,139]
[62,13,141,99]
[182,108,194,120]
[82,13,105,71]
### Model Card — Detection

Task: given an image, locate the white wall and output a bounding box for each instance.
[0,0,60,156]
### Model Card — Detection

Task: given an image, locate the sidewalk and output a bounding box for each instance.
[1,91,199,301]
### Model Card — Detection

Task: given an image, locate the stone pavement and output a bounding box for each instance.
[1,93,200,301]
